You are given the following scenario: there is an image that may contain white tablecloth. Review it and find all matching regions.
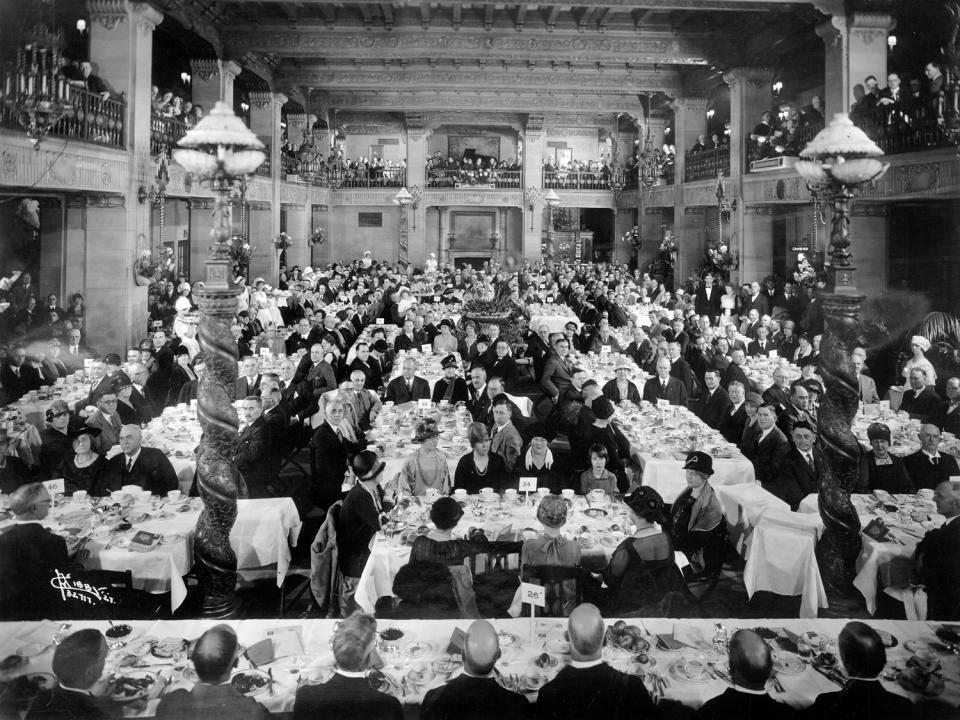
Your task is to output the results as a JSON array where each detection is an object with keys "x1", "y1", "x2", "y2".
[
  {"x1": 714, "y1": 483, "x2": 790, "y2": 554},
  {"x1": 0, "y1": 617, "x2": 956, "y2": 716},
  {"x1": 635, "y1": 454, "x2": 756, "y2": 504}
]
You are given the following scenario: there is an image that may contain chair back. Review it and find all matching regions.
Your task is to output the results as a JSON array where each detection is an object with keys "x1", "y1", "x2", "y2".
[
  {"x1": 521, "y1": 563, "x2": 584, "y2": 617},
  {"x1": 466, "y1": 540, "x2": 523, "y2": 575},
  {"x1": 310, "y1": 502, "x2": 343, "y2": 617}
]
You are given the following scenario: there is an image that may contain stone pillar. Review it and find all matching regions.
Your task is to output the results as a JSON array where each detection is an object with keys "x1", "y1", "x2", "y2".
[
  {"x1": 438, "y1": 207, "x2": 449, "y2": 266},
  {"x1": 817, "y1": 13, "x2": 896, "y2": 118},
  {"x1": 522, "y1": 115, "x2": 546, "y2": 261},
  {"x1": 286, "y1": 113, "x2": 308, "y2": 153},
  {"x1": 283, "y1": 203, "x2": 310, "y2": 270},
  {"x1": 249, "y1": 92, "x2": 287, "y2": 176},
  {"x1": 741, "y1": 206, "x2": 775, "y2": 283},
  {"x1": 849, "y1": 205, "x2": 888, "y2": 299},
  {"x1": 723, "y1": 67, "x2": 775, "y2": 180},
  {"x1": 189, "y1": 59, "x2": 241, "y2": 111},
  {"x1": 247, "y1": 203, "x2": 278, "y2": 283},
  {"x1": 644, "y1": 116, "x2": 667, "y2": 155},
  {"x1": 189, "y1": 198, "x2": 214, "y2": 280},
  {"x1": 86, "y1": 0, "x2": 160, "y2": 351},
  {"x1": 669, "y1": 97, "x2": 708, "y2": 185},
  {"x1": 405, "y1": 114, "x2": 428, "y2": 266},
  {"x1": 613, "y1": 208, "x2": 634, "y2": 266},
  {"x1": 64, "y1": 199, "x2": 87, "y2": 298}
]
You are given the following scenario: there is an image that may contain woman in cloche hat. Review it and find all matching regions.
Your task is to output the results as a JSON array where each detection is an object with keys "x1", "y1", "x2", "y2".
[{"x1": 669, "y1": 451, "x2": 725, "y2": 581}]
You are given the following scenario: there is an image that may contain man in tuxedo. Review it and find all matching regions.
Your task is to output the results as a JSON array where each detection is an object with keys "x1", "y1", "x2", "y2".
[
  {"x1": 747, "y1": 325, "x2": 775, "y2": 357},
  {"x1": 466, "y1": 365, "x2": 492, "y2": 422},
  {"x1": 384, "y1": 358, "x2": 430, "y2": 404},
  {"x1": 432, "y1": 354, "x2": 469, "y2": 404},
  {"x1": 108, "y1": 424, "x2": 178, "y2": 495},
  {"x1": 915, "y1": 480, "x2": 960, "y2": 620},
  {"x1": 541, "y1": 337, "x2": 576, "y2": 403},
  {"x1": 156, "y1": 624, "x2": 272, "y2": 720},
  {"x1": 718, "y1": 381, "x2": 748, "y2": 444},
  {"x1": 234, "y1": 356, "x2": 262, "y2": 398},
  {"x1": 904, "y1": 423, "x2": 960, "y2": 491},
  {"x1": 696, "y1": 370, "x2": 732, "y2": 430},
  {"x1": 721, "y1": 349, "x2": 751, "y2": 392},
  {"x1": 695, "y1": 629, "x2": 792, "y2": 720},
  {"x1": 694, "y1": 273, "x2": 722, "y2": 321},
  {"x1": 309, "y1": 398, "x2": 366, "y2": 511},
  {"x1": 899, "y1": 368, "x2": 941, "y2": 422},
  {"x1": 293, "y1": 613, "x2": 403, "y2": 720},
  {"x1": 745, "y1": 404, "x2": 791, "y2": 486},
  {"x1": 806, "y1": 621, "x2": 914, "y2": 720},
  {"x1": 768, "y1": 421, "x2": 822, "y2": 510},
  {"x1": 641, "y1": 357, "x2": 688, "y2": 406},
  {"x1": 1, "y1": 345, "x2": 42, "y2": 402},
  {"x1": 537, "y1": 603, "x2": 654, "y2": 720},
  {"x1": 422, "y1": 619, "x2": 531, "y2": 720},
  {"x1": 233, "y1": 396, "x2": 278, "y2": 498},
  {"x1": 937, "y1": 376, "x2": 960, "y2": 436}
]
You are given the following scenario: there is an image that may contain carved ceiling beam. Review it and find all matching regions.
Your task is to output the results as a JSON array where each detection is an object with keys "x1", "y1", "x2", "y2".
[
  {"x1": 223, "y1": 27, "x2": 716, "y2": 65},
  {"x1": 545, "y1": 6, "x2": 561, "y2": 31},
  {"x1": 419, "y1": 2, "x2": 430, "y2": 29},
  {"x1": 309, "y1": 89, "x2": 647, "y2": 114},
  {"x1": 515, "y1": 4, "x2": 528, "y2": 31}
]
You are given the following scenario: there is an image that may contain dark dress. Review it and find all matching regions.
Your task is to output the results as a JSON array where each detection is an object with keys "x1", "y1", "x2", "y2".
[
  {"x1": 60, "y1": 454, "x2": 115, "y2": 496},
  {"x1": 854, "y1": 452, "x2": 915, "y2": 494},
  {"x1": 454, "y1": 452, "x2": 509, "y2": 493},
  {"x1": 602, "y1": 530, "x2": 684, "y2": 616},
  {"x1": 39, "y1": 428, "x2": 74, "y2": 479},
  {"x1": 338, "y1": 483, "x2": 392, "y2": 577}
]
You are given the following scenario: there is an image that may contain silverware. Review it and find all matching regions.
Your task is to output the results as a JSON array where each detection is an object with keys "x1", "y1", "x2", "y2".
[
  {"x1": 267, "y1": 667, "x2": 275, "y2": 696},
  {"x1": 771, "y1": 673, "x2": 785, "y2": 693}
]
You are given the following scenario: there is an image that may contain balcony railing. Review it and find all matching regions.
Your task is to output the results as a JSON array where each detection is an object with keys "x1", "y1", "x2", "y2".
[
  {"x1": 663, "y1": 163, "x2": 675, "y2": 185},
  {"x1": 150, "y1": 114, "x2": 185, "y2": 156},
  {"x1": 427, "y1": 168, "x2": 522, "y2": 188},
  {"x1": 850, "y1": 106, "x2": 954, "y2": 155},
  {"x1": 543, "y1": 169, "x2": 618, "y2": 190},
  {"x1": 683, "y1": 146, "x2": 730, "y2": 183},
  {"x1": 1, "y1": 86, "x2": 125, "y2": 150},
  {"x1": 339, "y1": 166, "x2": 405, "y2": 188}
]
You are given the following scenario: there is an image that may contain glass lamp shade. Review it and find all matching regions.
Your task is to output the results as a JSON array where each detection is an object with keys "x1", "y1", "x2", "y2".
[
  {"x1": 172, "y1": 148, "x2": 218, "y2": 176},
  {"x1": 830, "y1": 157, "x2": 889, "y2": 185},
  {"x1": 393, "y1": 187, "x2": 414, "y2": 206},
  {"x1": 794, "y1": 160, "x2": 828, "y2": 186},
  {"x1": 800, "y1": 113, "x2": 884, "y2": 159},
  {"x1": 544, "y1": 189, "x2": 561, "y2": 206},
  {"x1": 173, "y1": 101, "x2": 266, "y2": 177}
]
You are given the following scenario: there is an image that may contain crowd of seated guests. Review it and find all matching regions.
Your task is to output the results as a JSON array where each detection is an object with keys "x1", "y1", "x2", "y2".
[
  {"x1": 0, "y1": 272, "x2": 85, "y2": 345},
  {"x1": 426, "y1": 153, "x2": 521, "y2": 187},
  {"x1": 150, "y1": 86, "x2": 203, "y2": 128}
]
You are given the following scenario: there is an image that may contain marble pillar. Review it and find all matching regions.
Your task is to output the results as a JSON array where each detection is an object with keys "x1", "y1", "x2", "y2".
[
  {"x1": 247, "y1": 204, "x2": 278, "y2": 283},
  {"x1": 522, "y1": 116, "x2": 546, "y2": 261},
  {"x1": 817, "y1": 13, "x2": 896, "y2": 119},
  {"x1": 670, "y1": 97, "x2": 709, "y2": 184},
  {"x1": 405, "y1": 115, "x2": 429, "y2": 266},
  {"x1": 283, "y1": 203, "x2": 310, "y2": 270},
  {"x1": 189, "y1": 59, "x2": 241, "y2": 112}
]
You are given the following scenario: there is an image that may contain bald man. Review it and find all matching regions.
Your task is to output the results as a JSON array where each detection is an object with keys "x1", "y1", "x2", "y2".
[
  {"x1": 694, "y1": 629, "x2": 793, "y2": 719},
  {"x1": 915, "y1": 480, "x2": 960, "y2": 620},
  {"x1": 536, "y1": 604, "x2": 654, "y2": 720},
  {"x1": 421, "y1": 619, "x2": 530, "y2": 720},
  {"x1": 803, "y1": 621, "x2": 912, "y2": 720},
  {"x1": 156, "y1": 624, "x2": 272, "y2": 719},
  {"x1": 107, "y1": 424, "x2": 179, "y2": 495}
]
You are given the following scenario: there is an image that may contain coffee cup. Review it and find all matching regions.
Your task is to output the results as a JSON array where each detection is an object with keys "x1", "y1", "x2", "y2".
[
  {"x1": 138, "y1": 490, "x2": 152, "y2": 504},
  {"x1": 453, "y1": 488, "x2": 467, "y2": 499},
  {"x1": 111, "y1": 490, "x2": 125, "y2": 503},
  {"x1": 72, "y1": 490, "x2": 88, "y2": 503},
  {"x1": 480, "y1": 487, "x2": 494, "y2": 496},
  {"x1": 683, "y1": 659, "x2": 705, "y2": 679},
  {"x1": 537, "y1": 487, "x2": 551, "y2": 497},
  {"x1": 504, "y1": 489, "x2": 517, "y2": 498},
  {"x1": 561, "y1": 489, "x2": 575, "y2": 499},
  {"x1": 167, "y1": 490, "x2": 182, "y2": 502}
]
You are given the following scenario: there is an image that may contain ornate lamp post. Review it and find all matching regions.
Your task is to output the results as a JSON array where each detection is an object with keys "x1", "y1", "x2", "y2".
[
  {"x1": 794, "y1": 113, "x2": 888, "y2": 602},
  {"x1": 393, "y1": 186, "x2": 414, "y2": 266},
  {"x1": 544, "y1": 189, "x2": 560, "y2": 260},
  {"x1": 172, "y1": 101, "x2": 265, "y2": 617}
]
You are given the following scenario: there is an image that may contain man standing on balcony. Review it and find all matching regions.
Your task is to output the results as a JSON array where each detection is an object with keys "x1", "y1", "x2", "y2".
[
  {"x1": 924, "y1": 61, "x2": 945, "y2": 123},
  {"x1": 77, "y1": 61, "x2": 112, "y2": 99}
]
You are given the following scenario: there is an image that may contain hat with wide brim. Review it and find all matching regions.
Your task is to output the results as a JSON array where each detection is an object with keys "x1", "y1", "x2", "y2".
[
  {"x1": 682, "y1": 450, "x2": 714, "y2": 476},
  {"x1": 441, "y1": 354, "x2": 459, "y2": 370},
  {"x1": 68, "y1": 425, "x2": 102, "y2": 440},
  {"x1": 439, "y1": 319, "x2": 456, "y2": 331},
  {"x1": 414, "y1": 420, "x2": 441, "y2": 443}
]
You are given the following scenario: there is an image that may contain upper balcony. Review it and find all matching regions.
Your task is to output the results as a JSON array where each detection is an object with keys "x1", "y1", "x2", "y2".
[
  {"x1": 684, "y1": 146, "x2": 730, "y2": 183},
  {"x1": 1, "y1": 86, "x2": 126, "y2": 151}
]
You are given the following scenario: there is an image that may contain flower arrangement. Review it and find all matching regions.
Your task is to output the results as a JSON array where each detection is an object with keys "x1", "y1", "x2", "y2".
[
  {"x1": 644, "y1": 225, "x2": 677, "y2": 284},
  {"x1": 621, "y1": 226, "x2": 641, "y2": 248},
  {"x1": 274, "y1": 232, "x2": 293, "y2": 252},
  {"x1": 792, "y1": 252, "x2": 826, "y2": 289},
  {"x1": 309, "y1": 228, "x2": 326, "y2": 247}
]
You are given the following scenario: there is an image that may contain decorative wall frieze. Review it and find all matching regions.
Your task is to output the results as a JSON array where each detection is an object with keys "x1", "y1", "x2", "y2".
[
  {"x1": 189, "y1": 58, "x2": 220, "y2": 82},
  {"x1": 553, "y1": 190, "x2": 616, "y2": 209},
  {"x1": 333, "y1": 189, "x2": 413, "y2": 206},
  {"x1": 248, "y1": 201, "x2": 272, "y2": 212},
  {"x1": 421, "y1": 190, "x2": 525, "y2": 208},
  {"x1": 86, "y1": 0, "x2": 127, "y2": 30},
  {"x1": 0, "y1": 137, "x2": 129, "y2": 194},
  {"x1": 722, "y1": 67, "x2": 776, "y2": 90}
]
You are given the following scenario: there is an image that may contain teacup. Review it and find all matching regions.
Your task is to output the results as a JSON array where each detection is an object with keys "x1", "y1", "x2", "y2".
[
  {"x1": 72, "y1": 490, "x2": 88, "y2": 503},
  {"x1": 480, "y1": 487, "x2": 494, "y2": 496},
  {"x1": 918, "y1": 488, "x2": 935, "y2": 499},
  {"x1": 504, "y1": 489, "x2": 518, "y2": 498},
  {"x1": 453, "y1": 488, "x2": 467, "y2": 499},
  {"x1": 110, "y1": 490, "x2": 125, "y2": 503},
  {"x1": 561, "y1": 489, "x2": 575, "y2": 499},
  {"x1": 138, "y1": 491, "x2": 152, "y2": 504},
  {"x1": 537, "y1": 487, "x2": 551, "y2": 497},
  {"x1": 683, "y1": 658, "x2": 706, "y2": 679},
  {"x1": 167, "y1": 490, "x2": 182, "y2": 502}
]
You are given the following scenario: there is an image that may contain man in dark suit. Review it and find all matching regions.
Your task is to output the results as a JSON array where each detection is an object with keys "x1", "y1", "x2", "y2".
[
  {"x1": 743, "y1": 281, "x2": 771, "y2": 316},
  {"x1": 541, "y1": 337, "x2": 575, "y2": 403},
  {"x1": 0, "y1": 429, "x2": 33, "y2": 494},
  {"x1": 349, "y1": 342, "x2": 383, "y2": 390},
  {"x1": 642, "y1": 357, "x2": 688, "y2": 406},
  {"x1": 108, "y1": 424, "x2": 179, "y2": 495},
  {"x1": 768, "y1": 421, "x2": 822, "y2": 510},
  {"x1": 695, "y1": 629, "x2": 794, "y2": 720},
  {"x1": 234, "y1": 356, "x2": 262, "y2": 398},
  {"x1": 696, "y1": 370, "x2": 732, "y2": 430},
  {"x1": 903, "y1": 424, "x2": 960, "y2": 491},
  {"x1": 777, "y1": 381, "x2": 816, "y2": 441},
  {"x1": 489, "y1": 340, "x2": 519, "y2": 391},
  {"x1": 937, "y1": 376, "x2": 960, "y2": 436},
  {"x1": 233, "y1": 396, "x2": 279, "y2": 498},
  {"x1": 694, "y1": 273, "x2": 722, "y2": 321},
  {"x1": 1, "y1": 345, "x2": 43, "y2": 402},
  {"x1": 157, "y1": 625, "x2": 271, "y2": 720},
  {"x1": 721, "y1": 349, "x2": 751, "y2": 392},
  {"x1": 762, "y1": 367, "x2": 792, "y2": 414},
  {"x1": 293, "y1": 613, "x2": 403, "y2": 720},
  {"x1": 466, "y1": 365, "x2": 492, "y2": 422},
  {"x1": 899, "y1": 367, "x2": 942, "y2": 422},
  {"x1": 667, "y1": 341, "x2": 697, "y2": 399},
  {"x1": 0, "y1": 483, "x2": 78, "y2": 619},
  {"x1": 384, "y1": 357, "x2": 430, "y2": 404},
  {"x1": 915, "y1": 480, "x2": 960, "y2": 620},
  {"x1": 805, "y1": 621, "x2": 914, "y2": 720},
  {"x1": 286, "y1": 317, "x2": 320, "y2": 355},
  {"x1": 718, "y1": 381, "x2": 749, "y2": 444},
  {"x1": 431, "y1": 354, "x2": 469, "y2": 404},
  {"x1": 745, "y1": 404, "x2": 791, "y2": 486},
  {"x1": 422, "y1": 619, "x2": 531, "y2": 720},
  {"x1": 537, "y1": 603, "x2": 654, "y2": 720},
  {"x1": 747, "y1": 325, "x2": 775, "y2": 357},
  {"x1": 393, "y1": 319, "x2": 421, "y2": 353},
  {"x1": 309, "y1": 399, "x2": 365, "y2": 510},
  {"x1": 33, "y1": 629, "x2": 121, "y2": 719}
]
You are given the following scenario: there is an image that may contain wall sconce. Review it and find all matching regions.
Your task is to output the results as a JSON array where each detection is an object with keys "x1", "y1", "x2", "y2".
[
  {"x1": 76, "y1": 19, "x2": 87, "y2": 32},
  {"x1": 887, "y1": 35, "x2": 897, "y2": 50}
]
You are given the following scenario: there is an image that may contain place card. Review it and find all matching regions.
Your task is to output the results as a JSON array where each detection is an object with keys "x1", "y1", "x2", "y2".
[
  {"x1": 518, "y1": 476, "x2": 537, "y2": 492},
  {"x1": 417, "y1": 399, "x2": 433, "y2": 411},
  {"x1": 43, "y1": 478, "x2": 65, "y2": 495},
  {"x1": 421, "y1": 344, "x2": 433, "y2": 354},
  {"x1": 546, "y1": 295, "x2": 555, "y2": 303},
  {"x1": 768, "y1": 351, "x2": 778, "y2": 359},
  {"x1": 376, "y1": 318, "x2": 385, "y2": 325},
  {"x1": 601, "y1": 345, "x2": 611, "y2": 355},
  {"x1": 520, "y1": 582, "x2": 546, "y2": 608},
  {"x1": 657, "y1": 399, "x2": 670, "y2": 409}
]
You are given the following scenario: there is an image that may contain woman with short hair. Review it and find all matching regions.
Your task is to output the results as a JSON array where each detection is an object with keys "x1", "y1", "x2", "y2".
[{"x1": 453, "y1": 422, "x2": 508, "y2": 494}]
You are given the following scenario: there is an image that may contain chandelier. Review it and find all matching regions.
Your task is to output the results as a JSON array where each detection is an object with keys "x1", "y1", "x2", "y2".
[
  {"x1": 295, "y1": 130, "x2": 323, "y2": 183},
  {"x1": 0, "y1": 4, "x2": 72, "y2": 149}
]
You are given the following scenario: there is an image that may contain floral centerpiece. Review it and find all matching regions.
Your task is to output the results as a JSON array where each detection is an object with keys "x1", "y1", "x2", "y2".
[
  {"x1": 274, "y1": 232, "x2": 293, "y2": 253},
  {"x1": 309, "y1": 228, "x2": 326, "y2": 247},
  {"x1": 690, "y1": 243, "x2": 739, "y2": 288},
  {"x1": 793, "y1": 251, "x2": 827, "y2": 289},
  {"x1": 463, "y1": 289, "x2": 523, "y2": 345},
  {"x1": 644, "y1": 225, "x2": 676, "y2": 285},
  {"x1": 230, "y1": 235, "x2": 255, "y2": 280},
  {"x1": 621, "y1": 226, "x2": 641, "y2": 249}
]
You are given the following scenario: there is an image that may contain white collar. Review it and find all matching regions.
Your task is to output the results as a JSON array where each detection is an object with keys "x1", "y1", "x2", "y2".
[
  {"x1": 569, "y1": 658, "x2": 604, "y2": 669},
  {"x1": 731, "y1": 684, "x2": 769, "y2": 695},
  {"x1": 846, "y1": 675, "x2": 881, "y2": 682},
  {"x1": 58, "y1": 682, "x2": 92, "y2": 695},
  {"x1": 335, "y1": 669, "x2": 368, "y2": 678},
  {"x1": 14, "y1": 518, "x2": 44, "y2": 525},
  {"x1": 124, "y1": 448, "x2": 142, "y2": 465},
  {"x1": 463, "y1": 669, "x2": 495, "y2": 679},
  {"x1": 922, "y1": 449, "x2": 941, "y2": 460},
  {"x1": 632, "y1": 523, "x2": 662, "y2": 539}
]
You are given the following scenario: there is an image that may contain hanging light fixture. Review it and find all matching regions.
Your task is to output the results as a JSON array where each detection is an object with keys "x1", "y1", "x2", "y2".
[{"x1": 0, "y1": 0, "x2": 73, "y2": 149}]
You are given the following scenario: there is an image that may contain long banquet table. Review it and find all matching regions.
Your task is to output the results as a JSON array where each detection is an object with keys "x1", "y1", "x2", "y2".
[
  {"x1": 1, "y1": 617, "x2": 956, "y2": 718},
  {"x1": 0, "y1": 496, "x2": 302, "y2": 611}
]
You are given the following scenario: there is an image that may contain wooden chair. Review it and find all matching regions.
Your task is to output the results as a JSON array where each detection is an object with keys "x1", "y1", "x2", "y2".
[
  {"x1": 684, "y1": 520, "x2": 729, "y2": 604},
  {"x1": 521, "y1": 564, "x2": 585, "y2": 617}
]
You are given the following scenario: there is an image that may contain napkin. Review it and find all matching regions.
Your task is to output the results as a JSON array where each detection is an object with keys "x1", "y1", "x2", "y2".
[
  {"x1": 266, "y1": 627, "x2": 304, "y2": 659},
  {"x1": 245, "y1": 638, "x2": 275, "y2": 667},
  {"x1": 656, "y1": 634, "x2": 687, "y2": 651},
  {"x1": 672, "y1": 624, "x2": 705, "y2": 648}
]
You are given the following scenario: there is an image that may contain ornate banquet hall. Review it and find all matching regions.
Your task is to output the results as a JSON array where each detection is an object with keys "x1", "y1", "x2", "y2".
[{"x1": 1, "y1": 0, "x2": 960, "y2": 718}]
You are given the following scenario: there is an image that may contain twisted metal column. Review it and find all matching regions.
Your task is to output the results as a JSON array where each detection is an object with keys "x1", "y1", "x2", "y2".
[
  {"x1": 192, "y1": 180, "x2": 242, "y2": 617},
  {"x1": 815, "y1": 293, "x2": 864, "y2": 599}
]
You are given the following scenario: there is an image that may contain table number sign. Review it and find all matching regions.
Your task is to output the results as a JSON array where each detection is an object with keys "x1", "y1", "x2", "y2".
[
  {"x1": 376, "y1": 318, "x2": 385, "y2": 325},
  {"x1": 417, "y1": 399, "x2": 433, "y2": 411},
  {"x1": 657, "y1": 398, "x2": 671, "y2": 409},
  {"x1": 43, "y1": 478, "x2": 65, "y2": 495},
  {"x1": 518, "y1": 476, "x2": 537, "y2": 492},
  {"x1": 421, "y1": 344, "x2": 433, "y2": 354}
]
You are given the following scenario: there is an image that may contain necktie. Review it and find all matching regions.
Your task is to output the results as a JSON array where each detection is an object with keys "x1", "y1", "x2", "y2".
[
  {"x1": 806, "y1": 453, "x2": 814, "y2": 468},
  {"x1": 12, "y1": 367, "x2": 19, "y2": 377},
  {"x1": 70, "y1": 347, "x2": 78, "y2": 355},
  {"x1": 932, "y1": 456, "x2": 939, "y2": 466},
  {"x1": 126, "y1": 457, "x2": 133, "y2": 472},
  {"x1": 336, "y1": 428, "x2": 342, "y2": 442}
]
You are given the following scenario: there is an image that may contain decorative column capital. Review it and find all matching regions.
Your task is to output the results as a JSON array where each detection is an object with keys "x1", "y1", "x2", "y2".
[
  {"x1": 190, "y1": 58, "x2": 220, "y2": 81},
  {"x1": 86, "y1": 0, "x2": 126, "y2": 30},
  {"x1": 525, "y1": 114, "x2": 546, "y2": 136},
  {"x1": 221, "y1": 61, "x2": 243, "y2": 82},
  {"x1": 669, "y1": 96, "x2": 710, "y2": 112},
  {"x1": 848, "y1": 12, "x2": 897, "y2": 45},
  {"x1": 249, "y1": 91, "x2": 287, "y2": 109},
  {"x1": 721, "y1": 67, "x2": 776, "y2": 91}
]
